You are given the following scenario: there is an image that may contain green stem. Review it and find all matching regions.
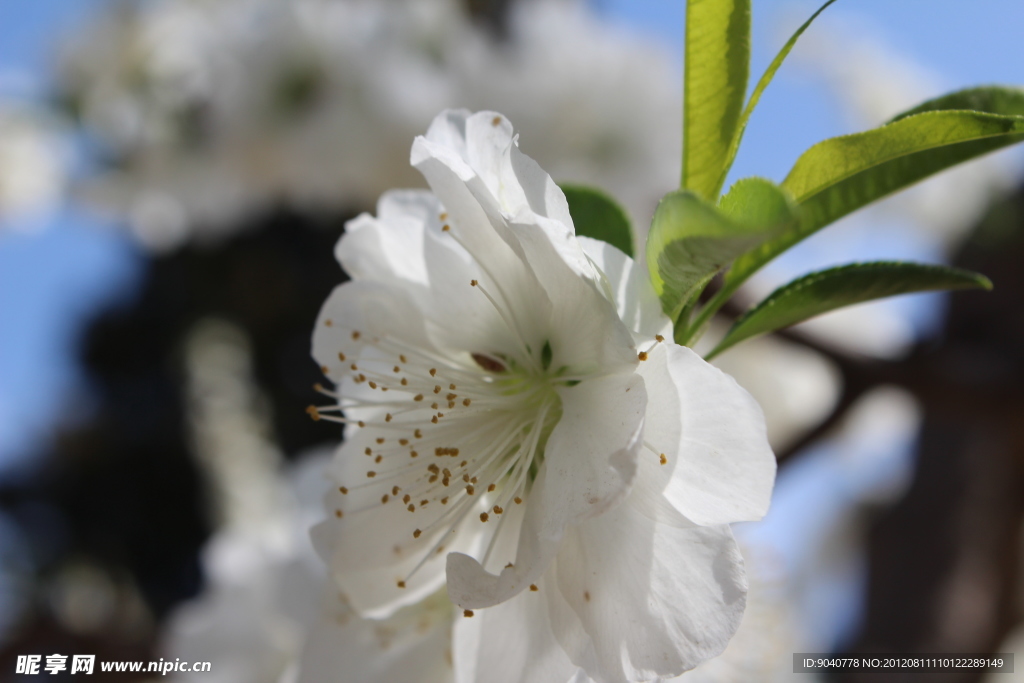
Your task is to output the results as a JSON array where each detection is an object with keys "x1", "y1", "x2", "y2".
[{"x1": 679, "y1": 279, "x2": 738, "y2": 347}]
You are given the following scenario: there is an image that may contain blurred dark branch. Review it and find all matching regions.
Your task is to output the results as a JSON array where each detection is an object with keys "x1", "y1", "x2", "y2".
[{"x1": 463, "y1": 0, "x2": 516, "y2": 39}]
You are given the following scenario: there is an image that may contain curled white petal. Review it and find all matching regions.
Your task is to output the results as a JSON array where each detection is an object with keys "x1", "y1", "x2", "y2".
[{"x1": 640, "y1": 344, "x2": 776, "y2": 526}]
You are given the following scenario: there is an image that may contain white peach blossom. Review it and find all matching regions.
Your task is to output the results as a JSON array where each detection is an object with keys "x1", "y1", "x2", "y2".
[{"x1": 310, "y1": 109, "x2": 775, "y2": 682}]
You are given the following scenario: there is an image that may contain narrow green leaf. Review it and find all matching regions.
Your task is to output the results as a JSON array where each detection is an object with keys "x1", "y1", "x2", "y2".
[
  {"x1": 712, "y1": 0, "x2": 838, "y2": 198},
  {"x1": 889, "y1": 85, "x2": 1024, "y2": 122},
  {"x1": 726, "y1": 89, "x2": 1024, "y2": 291},
  {"x1": 683, "y1": 0, "x2": 751, "y2": 199},
  {"x1": 560, "y1": 183, "x2": 634, "y2": 257},
  {"x1": 708, "y1": 261, "x2": 993, "y2": 358},
  {"x1": 648, "y1": 180, "x2": 793, "y2": 322}
]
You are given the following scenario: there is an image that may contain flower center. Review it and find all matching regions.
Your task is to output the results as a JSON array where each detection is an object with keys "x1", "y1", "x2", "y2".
[{"x1": 311, "y1": 323, "x2": 582, "y2": 579}]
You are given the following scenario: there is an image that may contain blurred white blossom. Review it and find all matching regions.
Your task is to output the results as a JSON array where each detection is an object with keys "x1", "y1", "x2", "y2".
[
  {"x1": 58, "y1": 0, "x2": 679, "y2": 251},
  {"x1": 0, "y1": 103, "x2": 66, "y2": 229}
]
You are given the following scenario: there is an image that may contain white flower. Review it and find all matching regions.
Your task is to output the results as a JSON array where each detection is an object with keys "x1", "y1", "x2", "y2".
[
  {"x1": 0, "y1": 103, "x2": 65, "y2": 228},
  {"x1": 310, "y1": 109, "x2": 775, "y2": 682}
]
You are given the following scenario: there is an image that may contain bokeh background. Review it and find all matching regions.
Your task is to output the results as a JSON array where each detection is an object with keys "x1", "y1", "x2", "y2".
[{"x1": 2, "y1": 0, "x2": 1024, "y2": 681}]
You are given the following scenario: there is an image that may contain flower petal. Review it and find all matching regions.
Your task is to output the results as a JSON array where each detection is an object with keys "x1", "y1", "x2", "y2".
[
  {"x1": 549, "y1": 488, "x2": 747, "y2": 682},
  {"x1": 313, "y1": 430, "x2": 486, "y2": 619},
  {"x1": 335, "y1": 190, "x2": 437, "y2": 287},
  {"x1": 312, "y1": 280, "x2": 434, "y2": 388},
  {"x1": 639, "y1": 343, "x2": 775, "y2": 525},
  {"x1": 298, "y1": 589, "x2": 454, "y2": 683},
  {"x1": 577, "y1": 236, "x2": 671, "y2": 342},
  {"x1": 446, "y1": 371, "x2": 646, "y2": 609},
  {"x1": 453, "y1": 575, "x2": 580, "y2": 683},
  {"x1": 413, "y1": 110, "x2": 637, "y2": 374},
  {"x1": 506, "y1": 215, "x2": 638, "y2": 373}
]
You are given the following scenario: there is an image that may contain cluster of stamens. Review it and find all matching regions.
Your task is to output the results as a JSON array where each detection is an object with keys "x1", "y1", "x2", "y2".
[{"x1": 310, "y1": 211, "x2": 670, "y2": 594}]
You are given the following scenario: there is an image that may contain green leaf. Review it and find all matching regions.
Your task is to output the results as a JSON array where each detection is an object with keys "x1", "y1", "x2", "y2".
[
  {"x1": 889, "y1": 85, "x2": 1024, "y2": 122},
  {"x1": 560, "y1": 183, "x2": 634, "y2": 257},
  {"x1": 726, "y1": 87, "x2": 1024, "y2": 292},
  {"x1": 711, "y1": 0, "x2": 838, "y2": 198},
  {"x1": 718, "y1": 176, "x2": 798, "y2": 229},
  {"x1": 707, "y1": 261, "x2": 993, "y2": 358},
  {"x1": 682, "y1": 0, "x2": 751, "y2": 200},
  {"x1": 647, "y1": 180, "x2": 793, "y2": 322}
]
